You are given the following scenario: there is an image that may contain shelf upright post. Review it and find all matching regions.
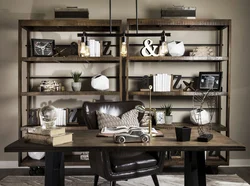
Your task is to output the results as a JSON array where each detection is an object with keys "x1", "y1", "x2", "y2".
[
  {"x1": 18, "y1": 21, "x2": 23, "y2": 167},
  {"x1": 125, "y1": 21, "x2": 130, "y2": 100},
  {"x1": 225, "y1": 20, "x2": 232, "y2": 164}
]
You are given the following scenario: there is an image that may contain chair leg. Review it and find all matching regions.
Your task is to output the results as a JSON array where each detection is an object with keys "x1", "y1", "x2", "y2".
[
  {"x1": 151, "y1": 174, "x2": 159, "y2": 186},
  {"x1": 94, "y1": 175, "x2": 99, "y2": 186},
  {"x1": 110, "y1": 181, "x2": 116, "y2": 186}
]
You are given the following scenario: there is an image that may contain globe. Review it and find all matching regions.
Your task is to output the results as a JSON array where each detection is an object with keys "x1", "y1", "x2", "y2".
[{"x1": 39, "y1": 105, "x2": 57, "y2": 129}]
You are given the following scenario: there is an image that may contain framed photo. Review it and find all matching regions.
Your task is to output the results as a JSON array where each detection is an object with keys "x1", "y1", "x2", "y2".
[
  {"x1": 198, "y1": 72, "x2": 222, "y2": 91},
  {"x1": 31, "y1": 39, "x2": 55, "y2": 57},
  {"x1": 155, "y1": 110, "x2": 165, "y2": 124}
]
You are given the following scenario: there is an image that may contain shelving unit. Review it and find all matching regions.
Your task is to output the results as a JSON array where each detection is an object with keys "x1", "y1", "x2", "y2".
[
  {"x1": 17, "y1": 18, "x2": 231, "y2": 170},
  {"x1": 18, "y1": 19, "x2": 122, "y2": 167},
  {"x1": 125, "y1": 18, "x2": 231, "y2": 168}
]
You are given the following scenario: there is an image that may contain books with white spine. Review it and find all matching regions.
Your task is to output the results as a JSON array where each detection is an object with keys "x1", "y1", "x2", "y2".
[
  {"x1": 89, "y1": 39, "x2": 95, "y2": 57},
  {"x1": 55, "y1": 108, "x2": 66, "y2": 126},
  {"x1": 95, "y1": 41, "x2": 100, "y2": 57}
]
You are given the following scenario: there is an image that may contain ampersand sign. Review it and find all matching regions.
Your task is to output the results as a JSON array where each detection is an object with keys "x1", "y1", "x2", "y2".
[{"x1": 140, "y1": 39, "x2": 159, "y2": 57}]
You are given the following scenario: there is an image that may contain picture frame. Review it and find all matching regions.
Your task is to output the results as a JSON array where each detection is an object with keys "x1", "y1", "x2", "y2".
[
  {"x1": 198, "y1": 72, "x2": 222, "y2": 91},
  {"x1": 155, "y1": 110, "x2": 165, "y2": 124},
  {"x1": 31, "y1": 39, "x2": 55, "y2": 57}
]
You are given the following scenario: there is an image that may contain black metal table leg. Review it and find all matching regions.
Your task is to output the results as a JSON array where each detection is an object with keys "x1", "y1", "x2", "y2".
[
  {"x1": 45, "y1": 152, "x2": 64, "y2": 186},
  {"x1": 184, "y1": 151, "x2": 206, "y2": 186}
]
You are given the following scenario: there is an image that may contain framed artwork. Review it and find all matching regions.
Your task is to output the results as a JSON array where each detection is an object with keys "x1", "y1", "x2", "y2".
[
  {"x1": 155, "y1": 110, "x2": 165, "y2": 124},
  {"x1": 31, "y1": 39, "x2": 55, "y2": 57},
  {"x1": 198, "y1": 72, "x2": 222, "y2": 91}
]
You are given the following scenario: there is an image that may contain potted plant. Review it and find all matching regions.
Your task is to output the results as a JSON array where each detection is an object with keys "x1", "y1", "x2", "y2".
[
  {"x1": 71, "y1": 71, "x2": 82, "y2": 91},
  {"x1": 161, "y1": 104, "x2": 173, "y2": 124}
]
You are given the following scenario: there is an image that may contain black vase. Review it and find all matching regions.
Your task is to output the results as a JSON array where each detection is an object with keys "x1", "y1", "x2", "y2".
[{"x1": 175, "y1": 127, "x2": 191, "y2": 142}]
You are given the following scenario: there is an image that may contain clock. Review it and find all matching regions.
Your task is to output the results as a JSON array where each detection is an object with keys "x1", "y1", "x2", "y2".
[{"x1": 31, "y1": 39, "x2": 55, "y2": 57}]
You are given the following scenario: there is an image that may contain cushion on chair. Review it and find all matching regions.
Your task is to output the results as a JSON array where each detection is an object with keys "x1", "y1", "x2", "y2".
[
  {"x1": 96, "y1": 109, "x2": 140, "y2": 129},
  {"x1": 110, "y1": 152, "x2": 158, "y2": 173}
]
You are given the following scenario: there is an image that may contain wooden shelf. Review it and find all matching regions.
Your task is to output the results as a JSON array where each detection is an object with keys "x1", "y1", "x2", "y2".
[
  {"x1": 164, "y1": 156, "x2": 228, "y2": 167},
  {"x1": 129, "y1": 91, "x2": 228, "y2": 96},
  {"x1": 155, "y1": 123, "x2": 227, "y2": 132},
  {"x1": 20, "y1": 155, "x2": 90, "y2": 167},
  {"x1": 127, "y1": 19, "x2": 231, "y2": 31},
  {"x1": 20, "y1": 19, "x2": 122, "y2": 32},
  {"x1": 21, "y1": 91, "x2": 120, "y2": 96},
  {"x1": 128, "y1": 56, "x2": 228, "y2": 62},
  {"x1": 22, "y1": 57, "x2": 120, "y2": 63}
]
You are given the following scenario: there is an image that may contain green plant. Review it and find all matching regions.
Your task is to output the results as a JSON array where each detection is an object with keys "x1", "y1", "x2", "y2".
[
  {"x1": 161, "y1": 104, "x2": 172, "y2": 116},
  {"x1": 71, "y1": 71, "x2": 82, "y2": 82}
]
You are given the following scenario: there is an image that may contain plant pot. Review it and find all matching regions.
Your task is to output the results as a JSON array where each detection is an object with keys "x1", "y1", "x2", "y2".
[
  {"x1": 175, "y1": 127, "x2": 191, "y2": 142},
  {"x1": 165, "y1": 115, "x2": 173, "y2": 124},
  {"x1": 72, "y1": 82, "x2": 82, "y2": 91}
]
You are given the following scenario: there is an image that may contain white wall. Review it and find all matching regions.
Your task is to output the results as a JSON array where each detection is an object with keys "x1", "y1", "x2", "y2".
[{"x1": 0, "y1": 0, "x2": 250, "y2": 166}]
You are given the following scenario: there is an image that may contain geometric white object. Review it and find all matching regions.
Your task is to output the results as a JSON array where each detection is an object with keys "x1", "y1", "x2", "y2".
[
  {"x1": 28, "y1": 152, "x2": 45, "y2": 160},
  {"x1": 167, "y1": 41, "x2": 185, "y2": 56},
  {"x1": 91, "y1": 74, "x2": 109, "y2": 90},
  {"x1": 190, "y1": 109, "x2": 210, "y2": 125}
]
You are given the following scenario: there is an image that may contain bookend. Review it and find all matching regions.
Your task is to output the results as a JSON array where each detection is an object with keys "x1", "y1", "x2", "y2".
[{"x1": 197, "y1": 134, "x2": 213, "y2": 142}]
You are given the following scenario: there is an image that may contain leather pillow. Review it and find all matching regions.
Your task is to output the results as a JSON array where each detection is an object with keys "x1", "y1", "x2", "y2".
[{"x1": 96, "y1": 109, "x2": 140, "y2": 129}]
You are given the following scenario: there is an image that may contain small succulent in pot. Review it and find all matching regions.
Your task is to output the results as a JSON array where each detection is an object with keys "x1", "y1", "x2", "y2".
[
  {"x1": 71, "y1": 71, "x2": 82, "y2": 82},
  {"x1": 71, "y1": 71, "x2": 82, "y2": 91},
  {"x1": 161, "y1": 104, "x2": 172, "y2": 116},
  {"x1": 161, "y1": 104, "x2": 173, "y2": 124}
]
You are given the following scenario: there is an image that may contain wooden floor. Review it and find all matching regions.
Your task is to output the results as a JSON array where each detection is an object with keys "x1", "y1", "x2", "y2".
[{"x1": 0, "y1": 167, "x2": 249, "y2": 184}]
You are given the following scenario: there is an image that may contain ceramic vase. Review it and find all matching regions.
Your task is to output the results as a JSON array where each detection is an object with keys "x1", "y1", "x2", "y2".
[
  {"x1": 168, "y1": 41, "x2": 185, "y2": 56},
  {"x1": 165, "y1": 115, "x2": 173, "y2": 124},
  {"x1": 72, "y1": 82, "x2": 82, "y2": 91}
]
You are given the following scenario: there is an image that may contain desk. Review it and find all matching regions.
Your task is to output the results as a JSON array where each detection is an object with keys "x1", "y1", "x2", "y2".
[{"x1": 5, "y1": 129, "x2": 245, "y2": 186}]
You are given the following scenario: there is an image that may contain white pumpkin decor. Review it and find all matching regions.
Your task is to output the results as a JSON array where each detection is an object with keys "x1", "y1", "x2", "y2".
[
  {"x1": 167, "y1": 41, "x2": 185, "y2": 56},
  {"x1": 28, "y1": 152, "x2": 45, "y2": 160},
  {"x1": 190, "y1": 109, "x2": 210, "y2": 125},
  {"x1": 91, "y1": 74, "x2": 109, "y2": 90}
]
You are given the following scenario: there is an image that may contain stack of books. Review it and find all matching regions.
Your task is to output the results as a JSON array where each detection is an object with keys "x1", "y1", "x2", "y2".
[
  {"x1": 153, "y1": 73, "x2": 172, "y2": 92},
  {"x1": 24, "y1": 126, "x2": 73, "y2": 146}
]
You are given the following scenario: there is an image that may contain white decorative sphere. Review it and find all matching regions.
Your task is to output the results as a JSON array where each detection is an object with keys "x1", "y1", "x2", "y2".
[
  {"x1": 190, "y1": 109, "x2": 210, "y2": 125},
  {"x1": 91, "y1": 74, "x2": 109, "y2": 90},
  {"x1": 167, "y1": 41, "x2": 185, "y2": 56},
  {"x1": 39, "y1": 105, "x2": 57, "y2": 129},
  {"x1": 28, "y1": 152, "x2": 45, "y2": 160}
]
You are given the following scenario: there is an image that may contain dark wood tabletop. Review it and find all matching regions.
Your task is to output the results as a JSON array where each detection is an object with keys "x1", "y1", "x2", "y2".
[{"x1": 5, "y1": 129, "x2": 245, "y2": 153}]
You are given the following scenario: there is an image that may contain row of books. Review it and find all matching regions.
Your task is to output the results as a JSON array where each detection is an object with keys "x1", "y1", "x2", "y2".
[
  {"x1": 153, "y1": 73, "x2": 172, "y2": 92},
  {"x1": 54, "y1": 108, "x2": 67, "y2": 126},
  {"x1": 24, "y1": 126, "x2": 73, "y2": 146},
  {"x1": 88, "y1": 39, "x2": 101, "y2": 57}
]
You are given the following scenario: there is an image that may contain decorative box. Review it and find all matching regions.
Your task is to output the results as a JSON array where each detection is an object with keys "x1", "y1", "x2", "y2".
[
  {"x1": 161, "y1": 6, "x2": 196, "y2": 19},
  {"x1": 55, "y1": 7, "x2": 89, "y2": 19}
]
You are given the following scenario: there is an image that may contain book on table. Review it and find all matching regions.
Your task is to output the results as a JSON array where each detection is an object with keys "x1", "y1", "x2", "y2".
[
  {"x1": 25, "y1": 126, "x2": 66, "y2": 137},
  {"x1": 98, "y1": 126, "x2": 163, "y2": 137},
  {"x1": 24, "y1": 132, "x2": 73, "y2": 146},
  {"x1": 101, "y1": 126, "x2": 158, "y2": 134}
]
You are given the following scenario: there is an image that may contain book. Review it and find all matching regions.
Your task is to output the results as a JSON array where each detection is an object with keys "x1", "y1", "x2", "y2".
[
  {"x1": 24, "y1": 132, "x2": 73, "y2": 146},
  {"x1": 98, "y1": 126, "x2": 163, "y2": 137},
  {"x1": 26, "y1": 126, "x2": 66, "y2": 137},
  {"x1": 101, "y1": 126, "x2": 158, "y2": 134}
]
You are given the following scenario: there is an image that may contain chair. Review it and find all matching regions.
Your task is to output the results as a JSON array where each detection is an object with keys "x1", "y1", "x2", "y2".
[{"x1": 82, "y1": 100, "x2": 166, "y2": 186}]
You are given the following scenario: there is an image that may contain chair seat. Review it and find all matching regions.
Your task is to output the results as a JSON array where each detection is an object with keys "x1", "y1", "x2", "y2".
[{"x1": 111, "y1": 152, "x2": 158, "y2": 173}]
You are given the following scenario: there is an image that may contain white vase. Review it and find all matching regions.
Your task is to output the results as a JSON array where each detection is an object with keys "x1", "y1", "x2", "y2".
[
  {"x1": 167, "y1": 41, "x2": 185, "y2": 56},
  {"x1": 72, "y1": 82, "x2": 82, "y2": 91},
  {"x1": 165, "y1": 115, "x2": 173, "y2": 124}
]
